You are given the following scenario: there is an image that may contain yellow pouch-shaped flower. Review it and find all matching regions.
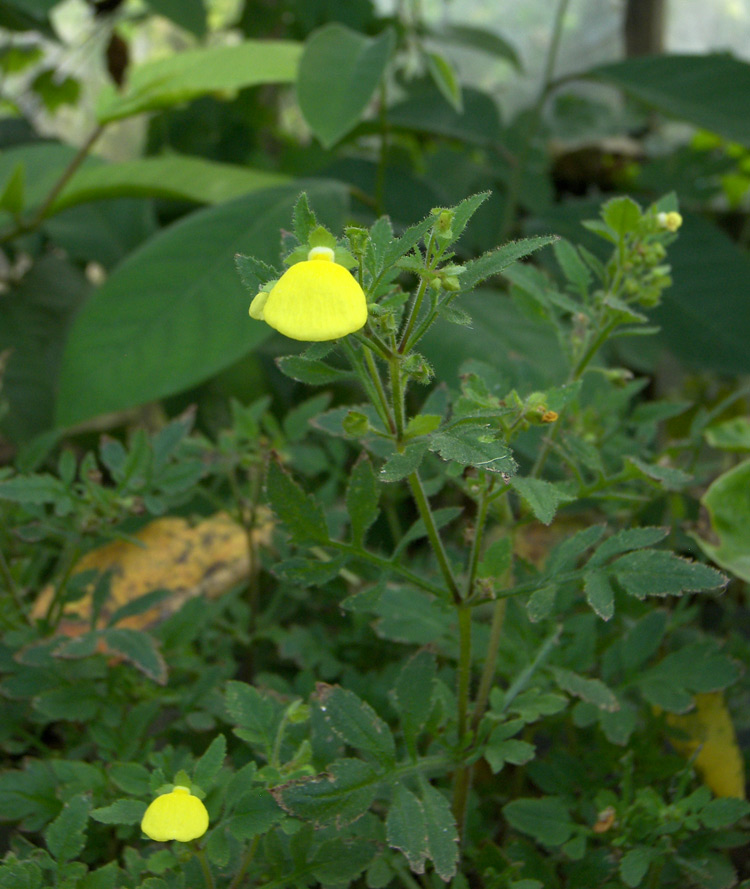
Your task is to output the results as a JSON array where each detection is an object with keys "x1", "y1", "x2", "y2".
[
  {"x1": 250, "y1": 247, "x2": 367, "y2": 341},
  {"x1": 141, "y1": 785, "x2": 209, "y2": 842}
]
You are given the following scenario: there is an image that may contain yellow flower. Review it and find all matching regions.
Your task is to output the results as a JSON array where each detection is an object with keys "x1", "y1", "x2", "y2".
[
  {"x1": 141, "y1": 785, "x2": 209, "y2": 842},
  {"x1": 249, "y1": 246, "x2": 367, "y2": 341},
  {"x1": 657, "y1": 211, "x2": 682, "y2": 232}
]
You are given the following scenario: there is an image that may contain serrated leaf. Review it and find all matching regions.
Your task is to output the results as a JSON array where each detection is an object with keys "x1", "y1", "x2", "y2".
[
  {"x1": 460, "y1": 236, "x2": 558, "y2": 291},
  {"x1": 584, "y1": 570, "x2": 615, "y2": 620},
  {"x1": 293, "y1": 192, "x2": 317, "y2": 243},
  {"x1": 503, "y1": 796, "x2": 574, "y2": 847},
  {"x1": 700, "y1": 797, "x2": 750, "y2": 828},
  {"x1": 316, "y1": 685, "x2": 396, "y2": 766},
  {"x1": 378, "y1": 440, "x2": 429, "y2": 482},
  {"x1": 511, "y1": 477, "x2": 573, "y2": 525},
  {"x1": 224, "y1": 682, "x2": 279, "y2": 752},
  {"x1": 553, "y1": 668, "x2": 619, "y2": 712},
  {"x1": 484, "y1": 737, "x2": 536, "y2": 773},
  {"x1": 0, "y1": 860, "x2": 43, "y2": 889},
  {"x1": 612, "y1": 549, "x2": 727, "y2": 598},
  {"x1": 346, "y1": 454, "x2": 379, "y2": 545},
  {"x1": 109, "y1": 763, "x2": 151, "y2": 796},
  {"x1": 587, "y1": 527, "x2": 669, "y2": 567},
  {"x1": 382, "y1": 215, "x2": 435, "y2": 269},
  {"x1": 272, "y1": 758, "x2": 378, "y2": 827},
  {"x1": 266, "y1": 459, "x2": 329, "y2": 544},
  {"x1": 91, "y1": 798, "x2": 147, "y2": 825},
  {"x1": 227, "y1": 789, "x2": 283, "y2": 840},
  {"x1": 392, "y1": 649, "x2": 437, "y2": 743},
  {"x1": 276, "y1": 355, "x2": 354, "y2": 385},
  {"x1": 620, "y1": 847, "x2": 658, "y2": 888},
  {"x1": 103, "y1": 628, "x2": 167, "y2": 684},
  {"x1": 420, "y1": 783, "x2": 459, "y2": 881},
  {"x1": 429, "y1": 425, "x2": 516, "y2": 474},
  {"x1": 235, "y1": 253, "x2": 279, "y2": 291},
  {"x1": 386, "y1": 784, "x2": 428, "y2": 873},
  {"x1": 405, "y1": 414, "x2": 443, "y2": 438},
  {"x1": 193, "y1": 735, "x2": 226, "y2": 789},
  {"x1": 311, "y1": 837, "x2": 375, "y2": 885},
  {"x1": 526, "y1": 584, "x2": 556, "y2": 623},
  {"x1": 274, "y1": 554, "x2": 346, "y2": 587},
  {"x1": 45, "y1": 794, "x2": 90, "y2": 862}
]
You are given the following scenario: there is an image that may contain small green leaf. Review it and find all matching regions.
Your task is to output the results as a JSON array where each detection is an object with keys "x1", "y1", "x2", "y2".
[
  {"x1": 511, "y1": 477, "x2": 573, "y2": 525},
  {"x1": 526, "y1": 584, "x2": 556, "y2": 622},
  {"x1": 386, "y1": 784, "x2": 428, "y2": 873},
  {"x1": 552, "y1": 668, "x2": 619, "y2": 712},
  {"x1": 700, "y1": 797, "x2": 750, "y2": 829},
  {"x1": 276, "y1": 355, "x2": 354, "y2": 385},
  {"x1": 696, "y1": 458, "x2": 750, "y2": 582},
  {"x1": 316, "y1": 685, "x2": 396, "y2": 766},
  {"x1": 102, "y1": 628, "x2": 167, "y2": 684},
  {"x1": 503, "y1": 796, "x2": 574, "y2": 847},
  {"x1": 227, "y1": 789, "x2": 283, "y2": 840},
  {"x1": 266, "y1": 459, "x2": 329, "y2": 544},
  {"x1": 405, "y1": 414, "x2": 443, "y2": 438},
  {"x1": 346, "y1": 454, "x2": 379, "y2": 545},
  {"x1": 553, "y1": 239, "x2": 591, "y2": 294},
  {"x1": 224, "y1": 682, "x2": 279, "y2": 752},
  {"x1": 611, "y1": 549, "x2": 727, "y2": 598},
  {"x1": 0, "y1": 860, "x2": 43, "y2": 889},
  {"x1": 311, "y1": 837, "x2": 375, "y2": 886},
  {"x1": 484, "y1": 738, "x2": 536, "y2": 773},
  {"x1": 272, "y1": 758, "x2": 378, "y2": 827},
  {"x1": 584, "y1": 570, "x2": 615, "y2": 621},
  {"x1": 45, "y1": 794, "x2": 90, "y2": 862},
  {"x1": 587, "y1": 527, "x2": 668, "y2": 567},
  {"x1": 427, "y1": 51, "x2": 462, "y2": 112},
  {"x1": 91, "y1": 798, "x2": 147, "y2": 825},
  {"x1": 378, "y1": 440, "x2": 429, "y2": 482},
  {"x1": 293, "y1": 192, "x2": 317, "y2": 243},
  {"x1": 460, "y1": 236, "x2": 558, "y2": 291},
  {"x1": 602, "y1": 196, "x2": 642, "y2": 235},
  {"x1": 619, "y1": 847, "x2": 659, "y2": 888},
  {"x1": 0, "y1": 162, "x2": 24, "y2": 215},
  {"x1": 429, "y1": 425, "x2": 516, "y2": 474},
  {"x1": 193, "y1": 735, "x2": 226, "y2": 789},
  {"x1": 392, "y1": 649, "x2": 437, "y2": 743},
  {"x1": 420, "y1": 783, "x2": 459, "y2": 881},
  {"x1": 478, "y1": 537, "x2": 512, "y2": 580},
  {"x1": 109, "y1": 763, "x2": 151, "y2": 796}
]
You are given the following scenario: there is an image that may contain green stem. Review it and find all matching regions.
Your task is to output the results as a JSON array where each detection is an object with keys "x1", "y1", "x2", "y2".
[
  {"x1": 195, "y1": 847, "x2": 216, "y2": 889},
  {"x1": 364, "y1": 347, "x2": 396, "y2": 435},
  {"x1": 499, "y1": 0, "x2": 570, "y2": 239},
  {"x1": 407, "y1": 471, "x2": 460, "y2": 602},
  {"x1": 389, "y1": 352, "x2": 406, "y2": 440},
  {"x1": 342, "y1": 339, "x2": 393, "y2": 434},
  {"x1": 228, "y1": 836, "x2": 260, "y2": 889},
  {"x1": 398, "y1": 232, "x2": 436, "y2": 353},
  {"x1": 327, "y1": 539, "x2": 447, "y2": 598},
  {"x1": 0, "y1": 544, "x2": 29, "y2": 626},
  {"x1": 45, "y1": 541, "x2": 82, "y2": 630},
  {"x1": 464, "y1": 476, "x2": 492, "y2": 599}
]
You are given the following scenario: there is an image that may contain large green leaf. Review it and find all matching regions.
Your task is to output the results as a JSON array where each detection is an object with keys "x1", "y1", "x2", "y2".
[
  {"x1": 97, "y1": 40, "x2": 302, "y2": 122},
  {"x1": 696, "y1": 459, "x2": 750, "y2": 583},
  {"x1": 297, "y1": 24, "x2": 395, "y2": 148},
  {"x1": 146, "y1": 0, "x2": 205, "y2": 36},
  {"x1": 584, "y1": 53, "x2": 750, "y2": 146},
  {"x1": 52, "y1": 155, "x2": 289, "y2": 212},
  {"x1": 55, "y1": 182, "x2": 348, "y2": 427}
]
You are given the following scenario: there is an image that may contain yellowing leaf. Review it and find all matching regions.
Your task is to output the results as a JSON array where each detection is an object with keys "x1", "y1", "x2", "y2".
[
  {"x1": 33, "y1": 511, "x2": 273, "y2": 631},
  {"x1": 666, "y1": 692, "x2": 746, "y2": 799}
]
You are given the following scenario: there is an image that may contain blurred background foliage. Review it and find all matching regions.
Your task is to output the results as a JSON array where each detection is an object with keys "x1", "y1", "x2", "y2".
[{"x1": 0, "y1": 0, "x2": 748, "y2": 454}]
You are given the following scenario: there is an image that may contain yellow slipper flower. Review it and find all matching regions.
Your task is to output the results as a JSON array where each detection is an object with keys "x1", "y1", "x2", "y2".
[
  {"x1": 141, "y1": 785, "x2": 209, "y2": 842},
  {"x1": 249, "y1": 246, "x2": 367, "y2": 341}
]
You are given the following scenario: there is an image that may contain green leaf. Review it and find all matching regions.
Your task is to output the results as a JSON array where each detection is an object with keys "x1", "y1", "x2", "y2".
[
  {"x1": 266, "y1": 459, "x2": 329, "y2": 544},
  {"x1": 587, "y1": 527, "x2": 669, "y2": 566},
  {"x1": 638, "y1": 642, "x2": 740, "y2": 712},
  {"x1": 272, "y1": 758, "x2": 378, "y2": 827},
  {"x1": 378, "y1": 440, "x2": 429, "y2": 483},
  {"x1": 80, "y1": 861, "x2": 120, "y2": 889},
  {"x1": 392, "y1": 649, "x2": 437, "y2": 743},
  {"x1": 297, "y1": 24, "x2": 395, "y2": 147},
  {"x1": 526, "y1": 584, "x2": 557, "y2": 622},
  {"x1": 405, "y1": 414, "x2": 443, "y2": 438},
  {"x1": 585, "y1": 53, "x2": 750, "y2": 146},
  {"x1": 583, "y1": 570, "x2": 615, "y2": 621},
  {"x1": 227, "y1": 789, "x2": 283, "y2": 840},
  {"x1": 193, "y1": 735, "x2": 226, "y2": 789},
  {"x1": 91, "y1": 799, "x2": 147, "y2": 825},
  {"x1": 705, "y1": 417, "x2": 750, "y2": 452},
  {"x1": 0, "y1": 861, "x2": 43, "y2": 889},
  {"x1": 52, "y1": 156, "x2": 288, "y2": 213},
  {"x1": 460, "y1": 236, "x2": 558, "y2": 291},
  {"x1": 315, "y1": 685, "x2": 396, "y2": 766},
  {"x1": 102, "y1": 628, "x2": 167, "y2": 685},
  {"x1": 45, "y1": 794, "x2": 90, "y2": 862},
  {"x1": 224, "y1": 682, "x2": 279, "y2": 752},
  {"x1": 553, "y1": 239, "x2": 591, "y2": 295},
  {"x1": 276, "y1": 355, "x2": 354, "y2": 385},
  {"x1": 0, "y1": 162, "x2": 24, "y2": 214},
  {"x1": 611, "y1": 549, "x2": 727, "y2": 598},
  {"x1": 109, "y1": 763, "x2": 151, "y2": 796},
  {"x1": 696, "y1": 459, "x2": 750, "y2": 582},
  {"x1": 619, "y1": 847, "x2": 659, "y2": 888},
  {"x1": 293, "y1": 192, "x2": 318, "y2": 244},
  {"x1": 700, "y1": 798, "x2": 750, "y2": 829},
  {"x1": 0, "y1": 473, "x2": 65, "y2": 504},
  {"x1": 311, "y1": 838, "x2": 375, "y2": 886},
  {"x1": 478, "y1": 537, "x2": 512, "y2": 580},
  {"x1": 552, "y1": 668, "x2": 619, "y2": 712},
  {"x1": 346, "y1": 454, "x2": 379, "y2": 545},
  {"x1": 429, "y1": 425, "x2": 516, "y2": 475},
  {"x1": 56, "y1": 182, "x2": 348, "y2": 427},
  {"x1": 601, "y1": 196, "x2": 641, "y2": 235},
  {"x1": 426, "y1": 51, "x2": 462, "y2": 112},
  {"x1": 146, "y1": 0, "x2": 205, "y2": 36},
  {"x1": 511, "y1": 477, "x2": 573, "y2": 525},
  {"x1": 98, "y1": 40, "x2": 302, "y2": 122},
  {"x1": 484, "y1": 737, "x2": 536, "y2": 773},
  {"x1": 502, "y1": 796, "x2": 574, "y2": 847},
  {"x1": 434, "y1": 24, "x2": 520, "y2": 68},
  {"x1": 420, "y1": 783, "x2": 459, "y2": 881},
  {"x1": 386, "y1": 784, "x2": 428, "y2": 873}
]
